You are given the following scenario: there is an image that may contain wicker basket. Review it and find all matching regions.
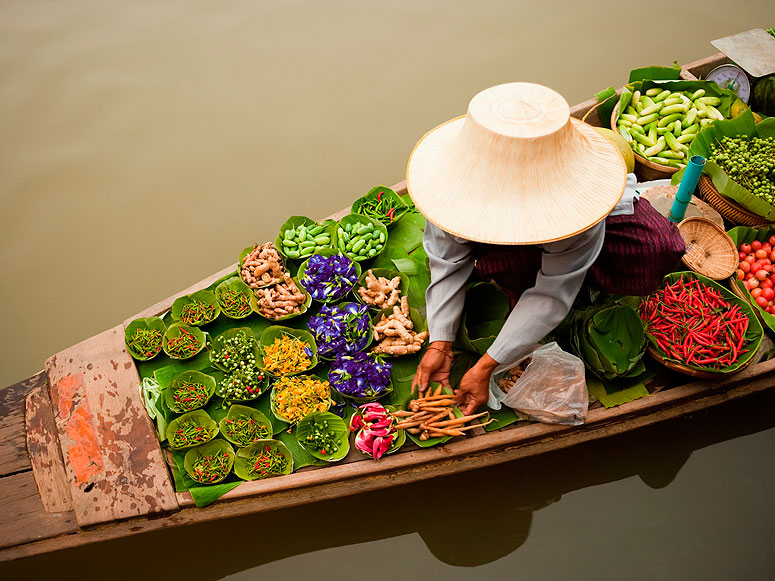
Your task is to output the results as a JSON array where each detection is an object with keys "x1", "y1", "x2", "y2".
[
  {"x1": 646, "y1": 345, "x2": 754, "y2": 379},
  {"x1": 697, "y1": 175, "x2": 772, "y2": 227},
  {"x1": 610, "y1": 104, "x2": 680, "y2": 181},
  {"x1": 677, "y1": 217, "x2": 738, "y2": 280}
]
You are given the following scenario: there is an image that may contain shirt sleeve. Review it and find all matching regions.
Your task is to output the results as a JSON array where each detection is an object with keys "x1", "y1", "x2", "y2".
[
  {"x1": 423, "y1": 221, "x2": 475, "y2": 343},
  {"x1": 486, "y1": 221, "x2": 606, "y2": 365}
]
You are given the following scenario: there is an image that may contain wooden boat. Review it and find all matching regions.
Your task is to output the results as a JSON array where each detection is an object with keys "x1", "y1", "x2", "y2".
[{"x1": 2, "y1": 51, "x2": 772, "y2": 563}]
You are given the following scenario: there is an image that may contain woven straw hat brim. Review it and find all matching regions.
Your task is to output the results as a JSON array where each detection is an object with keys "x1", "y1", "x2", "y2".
[{"x1": 406, "y1": 116, "x2": 627, "y2": 245}]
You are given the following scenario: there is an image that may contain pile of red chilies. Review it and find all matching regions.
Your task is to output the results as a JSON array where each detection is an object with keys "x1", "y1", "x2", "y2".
[{"x1": 640, "y1": 276, "x2": 750, "y2": 369}]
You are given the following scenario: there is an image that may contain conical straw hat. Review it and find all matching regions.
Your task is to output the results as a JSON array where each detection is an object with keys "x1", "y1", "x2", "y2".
[{"x1": 406, "y1": 82, "x2": 627, "y2": 245}]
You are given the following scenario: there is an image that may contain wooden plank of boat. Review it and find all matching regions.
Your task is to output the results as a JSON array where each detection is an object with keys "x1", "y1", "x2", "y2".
[{"x1": 4, "y1": 51, "x2": 768, "y2": 562}]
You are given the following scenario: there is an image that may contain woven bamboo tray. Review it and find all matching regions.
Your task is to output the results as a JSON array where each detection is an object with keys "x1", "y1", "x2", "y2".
[
  {"x1": 610, "y1": 105, "x2": 680, "y2": 181},
  {"x1": 677, "y1": 217, "x2": 738, "y2": 280},
  {"x1": 646, "y1": 344, "x2": 755, "y2": 379},
  {"x1": 697, "y1": 175, "x2": 772, "y2": 227}
]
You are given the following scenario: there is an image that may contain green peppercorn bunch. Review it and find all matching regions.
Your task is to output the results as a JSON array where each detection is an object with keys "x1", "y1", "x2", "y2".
[
  {"x1": 211, "y1": 333, "x2": 256, "y2": 372},
  {"x1": 304, "y1": 420, "x2": 340, "y2": 456},
  {"x1": 218, "y1": 363, "x2": 268, "y2": 401},
  {"x1": 709, "y1": 136, "x2": 775, "y2": 205}
]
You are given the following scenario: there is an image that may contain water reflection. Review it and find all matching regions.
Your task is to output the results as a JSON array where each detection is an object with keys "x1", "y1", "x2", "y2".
[{"x1": 3, "y1": 389, "x2": 773, "y2": 579}]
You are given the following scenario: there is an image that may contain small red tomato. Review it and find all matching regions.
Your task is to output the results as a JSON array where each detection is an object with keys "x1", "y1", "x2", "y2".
[
  {"x1": 752, "y1": 288, "x2": 763, "y2": 299},
  {"x1": 752, "y1": 262, "x2": 763, "y2": 273},
  {"x1": 770, "y1": 235, "x2": 775, "y2": 246},
  {"x1": 745, "y1": 255, "x2": 756, "y2": 264},
  {"x1": 749, "y1": 278, "x2": 760, "y2": 289},
  {"x1": 755, "y1": 249, "x2": 768, "y2": 259},
  {"x1": 739, "y1": 251, "x2": 748, "y2": 260},
  {"x1": 736, "y1": 269, "x2": 745, "y2": 280},
  {"x1": 756, "y1": 269, "x2": 769, "y2": 281},
  {"x1": 740, "y1": 261, "x2": 751, "y2": 273},
  {"x1": 762, "y1": 287, "x2": 775, "y2": 301},
  {"x1": 770, "y1": 252, "x2": 775, "y2": 262},
  {"x1": 763, "y1": 242, "x2": 772, "y2": 250},
  {"x1": 764, "y1": 278, "x2": 774, "y2": 289},
  {"x1": 741, "y1": 243, "x2": 753, "y2": 254},
  {"x1": 756, "y1": 296, "x2": 768, "y2": 308},
  {"x1": 752, "y1": 240, "x2": 763, "y2": 251}
]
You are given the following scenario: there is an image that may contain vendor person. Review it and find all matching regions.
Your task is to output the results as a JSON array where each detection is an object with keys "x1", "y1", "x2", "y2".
[{"x1": 407, "y1": 83, "x2": 684, "y2": 414}]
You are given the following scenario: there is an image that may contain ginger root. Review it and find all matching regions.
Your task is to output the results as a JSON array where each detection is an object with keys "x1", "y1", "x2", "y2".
[
  {"x1": 497, "y1": 357, "x2": 532, "y2": 393},
  {"x1": 255, "y1": 274, "x2": 306, "y2": 319},
  {"x1": 241, "y1": 242, "x2": 285, "y2": 289},
  {"x1": 357, "y1": 269, "x2": 402, "y2": 308},
  {"x1": 372, "y1": 296, "x2": 428, "y2": 355}
]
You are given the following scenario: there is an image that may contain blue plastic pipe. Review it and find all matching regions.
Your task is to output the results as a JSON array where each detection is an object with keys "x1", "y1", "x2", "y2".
[{"x1": 668, "y1": 155, "x2": 706, "y2": 223}]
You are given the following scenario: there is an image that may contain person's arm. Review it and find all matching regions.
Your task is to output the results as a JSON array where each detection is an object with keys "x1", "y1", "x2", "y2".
[
  {"x1": 412, "y1": 221, "x2": 474, "y2": 392},
  {"x1": 455, "y1": 221, "x2": 606, "y2": 413}
]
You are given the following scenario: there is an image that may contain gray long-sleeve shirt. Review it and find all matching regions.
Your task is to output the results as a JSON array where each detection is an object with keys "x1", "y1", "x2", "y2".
[{"x1": 423, "y1": 173, "x2": 638, "y2": 366}]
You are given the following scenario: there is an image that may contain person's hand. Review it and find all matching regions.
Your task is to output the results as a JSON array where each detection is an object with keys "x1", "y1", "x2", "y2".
[
  {"x1": 412, "y1": 341, "x2": 453, "y2": 394},
  {"x1": 455, "y1": 353, "x2": 499, "y2": 415}
]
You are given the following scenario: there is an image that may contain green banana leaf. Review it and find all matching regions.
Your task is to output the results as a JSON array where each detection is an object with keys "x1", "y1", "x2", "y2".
[
  {"x1": 351, "y1": 185, "x2": 410, "y2": 228},
  {"x1": 170, "y1": 290, "x2": 220, "y2": 326},
  {"x1": 353, "y1": 267, "x2": 409, "y2": 310},
  {"x1": 124, "y1": 316, "x2": 166, "y2": 360},
  {"x1": 628, "y1": 64, "x2": 682, "y2": 84},
  {"x1": 726, "y1": 225, "x2": 775, "y2": 334},
  {"x1": 208, "y1": 327, "x2": 260, "y2": 372},
  {"x1": 456, "y1": 282, "x2": 509, "y2": 355},
  {"x1": 233, "y1": 439, "x2": 295, "y2": 481},
  {"x1": 164, "y1": 370, "x2": 216, "y2": 413},
  {"x1": 646, "y1": 272, "x2": 764, "y2": 373},
  {"x1": 275, "y1": 429, "x2": 328, "y2": 468},
  {"x1": 586, "y1": 377, "x2": 650, "y2": 408},
  {"x1": 295, "y1": 411, "x2": 350, "y2": 462},
  {"x1": 671, "y1": 112, "x2": 775, "y2": 220},
  {"x1": 218, "y1": 404, "x2": 273, "y2": 446},
  {"x1": 257, "y1": 326, "x2": 318, "y2": 376},
  {"x1": 214, "y1": 276, "x2": 254, "y2": 320},
  {"x1": 162, "y1": 323, "x2": 207, "y2": 360},
  {"x1": 483, "y1": 407, "x2": 521, "y2": 431},
  {"x1": 274, "y1": 216, "x2": 338, "y2": 262},
  {"x1": 336, "y1": 214, "x2": 389, "y2": 262},
  {"x1": 184, "y1": 439, "x2": 235, "y2": 485}
]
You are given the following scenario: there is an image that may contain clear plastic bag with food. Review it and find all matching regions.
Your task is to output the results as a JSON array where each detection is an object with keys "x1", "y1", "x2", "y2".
[{"x1": 488, "y1": 342, "x2": 588, "y2": 426}]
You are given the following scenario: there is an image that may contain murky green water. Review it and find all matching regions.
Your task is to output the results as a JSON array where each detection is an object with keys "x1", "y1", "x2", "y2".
[{"x1": 1, "y1": 1, "x2": 774, "y2": 577}]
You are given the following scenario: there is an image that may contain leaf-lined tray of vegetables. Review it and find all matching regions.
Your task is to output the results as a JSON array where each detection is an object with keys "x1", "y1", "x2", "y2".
[
  {"x1": 335, "y1": 214, "x2": 388, "y2": 262},
  {"x1": 257, "y1": 326, "x2": 318, "y2": 377},
  {"x1": 125, "y1": 316, "x2": 166, "y2": 360},
  {"x1": 639, "y1": 272, "x2": 764, "y2": 377},
  {"x1": 165, "y1": 370, "x2": 216, "y2": 413},
  {"x1": 166, "y1": 410, "x2": 219, "y2": 450},
  {"x1": 214, "y1": 276, "x2": 254, "y2": 320},
  {"x1": 351, "y1": 185, "x2": 410, "y2": 227},
  {"x1": 354, "y1": 268, "x2": 408, "y2": 310},
  {"x1": 184, "y1": 439, "x2": 235, "y2": 485},
  {"x1": 270, "y1": 375, "x2": 332, "y2": 424},
  {"x1": 672, "y1": 112, "x2": 775, "y2": 220},
  {"x1": 234, "y1": 440, "x2": 294, "y2": 480},
  {"x1": 350, "y1": 403, "x2": 404, "y2": 460},
  {"x1": 298, "y1": 249, "x2": 361, "y2": 303},
  {"x1": 239, "y1": 242, "x2": 286, "y2": 289},
  {"x1": 219, "y1": 405, "x2": 274, "y2": 446},
  {"x1": 398, "y1": 385, "x2": 467, "y2": 447},
  {"x1": 163, "y1": 323, "x2": 207, "y2": 360},
  {"x1": 308, "y1": 302, "x2": 372, "y2": 359},
  {"x1": 328, "y1": 350, "x2": 393, "y2": 403},
  {"x1": 253, "y1": 275, "x2": 312, "y2": 322},
  {"x1": 275, "y1": 216, "x2": 337, "y2": 261},
  {"x1": 209, "y1": 328, "x2": 260, "y2": 372},
  {"x1": 371, "y1": 300, "x2": 428, "y2": 357},
  {"x1": 171, "y1": 290, "x2": 220, "y2": 326},
  {"x1": 727, "y1": 225, "x2": 775, "y2": 333},
  {"x1": 295, "y1": 411, "x2": 350, "y2": 462}
]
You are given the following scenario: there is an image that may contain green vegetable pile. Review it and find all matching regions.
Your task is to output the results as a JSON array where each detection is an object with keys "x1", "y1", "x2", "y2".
[
  {"x1": 281, "y1": 223, "x2": 332, "y2": 259},
  {"x1": 709, "y1": 136, "x2": 775, "y2": 204}
]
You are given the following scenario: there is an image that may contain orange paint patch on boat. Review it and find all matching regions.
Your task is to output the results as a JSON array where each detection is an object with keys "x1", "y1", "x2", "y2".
[
  {"x1": 56, "y1": 374, "x2": 82, "y2": 419},
  {"x1": 65, "y1": 402, "x2": 104, "y2": 484}
]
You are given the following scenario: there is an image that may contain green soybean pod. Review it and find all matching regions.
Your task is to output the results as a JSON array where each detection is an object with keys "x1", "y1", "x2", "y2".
[{"x1": 652, "y1": 89, "x2": 671, "y2": 103}]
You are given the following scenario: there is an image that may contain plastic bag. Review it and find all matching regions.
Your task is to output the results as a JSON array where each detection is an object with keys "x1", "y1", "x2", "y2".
[{"x1": 488, "y1": 342, "x2": 588, "y2": 426}]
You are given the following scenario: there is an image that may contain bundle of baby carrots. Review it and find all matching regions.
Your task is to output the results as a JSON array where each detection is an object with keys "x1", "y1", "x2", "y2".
[{"x1": 392, "y1": 386, "x2": 491, "y2": 441}]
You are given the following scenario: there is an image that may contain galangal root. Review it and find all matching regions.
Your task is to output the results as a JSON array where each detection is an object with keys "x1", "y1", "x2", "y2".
[
  {"x1": 357, "y1": 269, "x2": 402, "y2": 308},
  {"x1": 497, "y1": 357, "x2": 532, "y2": 394},
  {"x1": 241, "y1": 242, "x2": 285, "y2": 289},
  {"x1": 255, "y1": 274, "x2": 306, "y2": 319},
  {"x1": 372, "y1": 296, "x2": 429, "y2": 355},
  {"x1": 391, "y1": 386, "x2": 492, "y2": 440}
]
